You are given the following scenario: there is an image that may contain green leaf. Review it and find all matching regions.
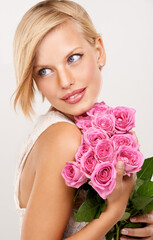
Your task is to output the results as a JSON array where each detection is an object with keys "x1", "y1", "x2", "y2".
[
  {"x1": 119, "y1": 220, "x2": 128, "y2": 229},
  {"x1": 94, "y1": 201, "x2": 106, "y2": 219},
  {"x1": 132, "y1": 196, "x2": 153, "y2": 210},
  {"x1": 81, "y1": 182, "x2": 91, "y2": 191},
  {"x1": 120, "y1": 212, "x2": 131, "y2": 221},
  {"x1": 110, "y1": 226, "x2": 115, "y2": 232},
  {"x1": 130, "y1": 209, "x2": 140, "y2": 217},
  {"x1": 100, "y1": 200, "x2": 106, "y2": 212},
  {"x1": 142, "y1": 199, "x2": 153, "y2": 213},
  {"x1": 74, "y1": 200, "x2": 99, "y2": 222},
  {"x1": 136, "y1": 182, "x2": 153, "y2": 197},
  {"x1": 125, "y1": 201, "x2": 140, "y2": 216},
  {"x1": 131, "y1": 209, "x2": 140, "y2": 217},
  {"x1": 94, "y1": 206, "x2": 102, "y2": 219},
  {"x1": 74, "y1": 188, "x2": 82, "y2": 202},
  {"x1": 123, "y1": 222, "x2": 146, "y2": 228},
  {"x1": 74, "y1": 188, "x2": 102, "y2": 222},
  {"x1": 137, "y1": 157, "x2": 153, "y2": 181},
  {"x1": 106, "y1": 231, "x2": 113, "y2": 240},
  {"x1": 96, "y1": 192, "x2": 104, "y2": 204},
  {"x1": 130, "y1": 178, "x2": 144, "y2": 200},
  {"x1": 86, "y1": 188, "x2": 99, "y2": 204},
  {"x1": 134, "y1": 178, "x2": 144, "y2": 191}
]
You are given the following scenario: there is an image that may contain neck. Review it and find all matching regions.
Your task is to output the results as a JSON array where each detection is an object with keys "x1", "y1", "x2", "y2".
[{"x1": 50, "y1": 106, "x2": 75, "y2": 123}]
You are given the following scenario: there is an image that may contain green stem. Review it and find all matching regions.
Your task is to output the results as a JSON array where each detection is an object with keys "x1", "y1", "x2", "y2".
[
  {"x1": 116, "y1": 223, "x2": 120, "y2": 240},
  {"x1": 74, "y1": 188, "x2": 81, "y2": 202}
]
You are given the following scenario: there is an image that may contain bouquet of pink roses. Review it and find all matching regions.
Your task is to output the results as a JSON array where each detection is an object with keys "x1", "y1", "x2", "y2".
[
  {"x1": 61, "y1": 101, "x2": 153, "y2": 240},
  {"x1": 62, "y1": 101, "x2": 144, "y2": 198}
]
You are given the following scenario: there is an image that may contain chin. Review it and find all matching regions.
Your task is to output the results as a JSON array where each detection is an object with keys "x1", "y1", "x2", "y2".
[{"x1": 71, "y1": 101, "x2": 96, "y2": 116}]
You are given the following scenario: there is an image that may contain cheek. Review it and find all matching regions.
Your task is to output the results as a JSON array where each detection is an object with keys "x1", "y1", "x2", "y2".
[
  {"x1": 80, "y1": 56, "x2": 101, "y2": 85},
  {"x1": 90, "y1": 58, "x2": 102, "y2": 86},
  {"x1": 82, "y1": 58, "x2": 95, "y2": 78},
  {"x1": 87, "y1": 59, "x2": 102, "y2": 97},
  {"x1": 36, "y1": 80, "x2": 56, "y2": 99}
]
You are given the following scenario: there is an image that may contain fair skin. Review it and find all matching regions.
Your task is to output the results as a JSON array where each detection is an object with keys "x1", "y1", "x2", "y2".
[
  {"x1": 33, "y1": 20, "x2": 105, "y2": 119},
  {"x1": 120, "y1": 136, "x2": 153, "y2": 240},
  {"x1": 19, "y1": 20, "x2": 153, "y2": 239},
  {"x1": 120, "y1": 211, "x2": 153, "y2": 240}
]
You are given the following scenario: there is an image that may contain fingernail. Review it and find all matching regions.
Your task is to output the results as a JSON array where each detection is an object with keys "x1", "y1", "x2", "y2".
[
  {"x1": 117, "y1": 161, "x2": 124, "y2": 168},
  {"x1": 121, "y1": 229, "x2": 128, "y2": 235},
  {"x1": 130, "y1": 217, "x2": 136, "y2": 222},
  {"x1": 120, "y1": 238, "x2": 126, "y2": 240}
]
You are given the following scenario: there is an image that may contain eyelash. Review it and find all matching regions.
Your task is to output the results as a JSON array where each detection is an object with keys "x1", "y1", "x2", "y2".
[
  {"x1": 67, "y1": 53, "x2": 83, "y2": 64},
  {"x1": 38, "y1": 68, "x2": 51, "y2": 76},
  {"x1": 37, "y1": 53, "x2": 84, "y2": 77}
]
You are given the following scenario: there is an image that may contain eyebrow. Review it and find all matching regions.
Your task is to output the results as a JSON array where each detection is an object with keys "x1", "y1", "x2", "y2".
[{"x1": 33, "y1": 47, "x2": 84, "y2": 69}]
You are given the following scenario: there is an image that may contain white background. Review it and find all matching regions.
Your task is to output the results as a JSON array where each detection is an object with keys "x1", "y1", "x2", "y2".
[{"x1": 0, "y1": 0, "x2": 153, "y2": 239}]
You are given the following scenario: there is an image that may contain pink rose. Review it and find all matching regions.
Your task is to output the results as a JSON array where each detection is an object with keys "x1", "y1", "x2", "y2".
[
  {"x1": 75, "y1": 137, "x2": 90, "y2": 163},
  {"x1": 113, "y1": 106, "x2": 136, "y2": 133},
  {"x1": 90, "y1": 162, "x2": 117, "y2": 199},
  {"x1": 92, "y1": 113, "x2": 115, "y2": 136},
  {"x1": 75, "y1": 119, "x2": 92, "y2": 133},
  {"x1": 74, "y1": 112, "x2": 90, "y2": 121},
  {"x1": 87, "y1": 101, "x2": 113, "y2": 117},
  {"x1": 112, "y1": 134, "x2": 138, "y2": 150},
  {"x1": 74, "y1": 113, "x2": 92, "y2": 133},
  {"x1": 83, "y1": 127, "x2": 108, "y2": 148},
  {"x1": 115, "y1": 146, "x2": 144, "y2": 175},
  {"x1": 61, "y1": 161, "x2": 87, "y2": 188},
  {"x1": 80, "y1": 149, "x2": 97, "y2": 178},
  {"x1": 95, "y1": 139, "x2": 114, "y2": 162}
]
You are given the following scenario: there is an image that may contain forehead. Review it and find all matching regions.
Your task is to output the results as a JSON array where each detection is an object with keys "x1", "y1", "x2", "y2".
[{"x1": 35, "y1": 20, "x2": 93, "y2": 63}]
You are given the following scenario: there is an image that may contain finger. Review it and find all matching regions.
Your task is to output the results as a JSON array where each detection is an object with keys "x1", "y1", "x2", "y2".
[
  {"x1": 115, "y1": 161, "x2": 124, "y2": 184},
  {"x1": 132, "y1": 131, "x2": 139, "y2": 144},
  {"x1": 130, "y1": 213, "x2": 153, "y2": 224},
  {"x1": 121, "y1": 225, "x2": 153, "y2": 238},
  {"x1": 131, "y1": 131, "x2": 141, "y2": 151},
  {"x1": 123, "y1": 172, "x2": 137, "y2": 188},
  {"x1": 120, "y1": 235, "x2": 152, "y2": 240}
]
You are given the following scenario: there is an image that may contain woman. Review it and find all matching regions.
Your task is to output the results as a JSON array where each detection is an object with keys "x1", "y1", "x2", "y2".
[{"x1": 13, "y1": 0, "x2": 153, "y2": 239}]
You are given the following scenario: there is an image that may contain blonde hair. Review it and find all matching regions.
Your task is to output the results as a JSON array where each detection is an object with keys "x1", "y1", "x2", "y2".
[{"x1": 13, "y1": 0, "x2": 100, "y2": 117}]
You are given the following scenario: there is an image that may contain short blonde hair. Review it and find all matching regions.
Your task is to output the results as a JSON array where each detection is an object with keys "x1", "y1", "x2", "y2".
[{"x1": 13, "y1": 0, "x2": 100, "y2": 117}]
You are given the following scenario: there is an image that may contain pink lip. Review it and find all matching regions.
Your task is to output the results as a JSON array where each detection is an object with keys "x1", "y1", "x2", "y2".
[
  {"x1": 61, "y1": 87, "x2": 86, "y2": 104},
  {"x1": 61, "y1": 88, "x2": 86, "y2": 100}
]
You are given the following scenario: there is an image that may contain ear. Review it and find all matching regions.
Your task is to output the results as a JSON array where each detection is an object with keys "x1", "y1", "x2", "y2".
[{"x1": 94, "y1": 37, "x2": 106, "y2": 69}]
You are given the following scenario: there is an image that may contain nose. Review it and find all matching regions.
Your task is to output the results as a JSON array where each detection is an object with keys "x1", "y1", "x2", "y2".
[{"x1": 57, "y1": 66, "x2": 74, "y2": 89}]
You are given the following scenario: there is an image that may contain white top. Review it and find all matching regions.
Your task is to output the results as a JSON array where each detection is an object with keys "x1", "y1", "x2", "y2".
[{"x1": 14, "y1": 110, "x2": 89, "y2": 238}]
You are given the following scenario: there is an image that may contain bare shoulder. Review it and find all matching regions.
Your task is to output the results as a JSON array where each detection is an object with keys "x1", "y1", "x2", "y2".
[
  {"x1": 21, "y1": 122, "x2": 81, "y2": 238},
  {"x1": 34, "y1": 121, "x2": 82, "y2": 168},
  {"x1": 40, "y1": 121, "x2": 82, "y2": 147}
]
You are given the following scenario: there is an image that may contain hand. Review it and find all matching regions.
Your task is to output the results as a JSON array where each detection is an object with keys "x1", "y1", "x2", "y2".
[
  {"x1": 107, "y1": 161, "x2": 136, "y2": 220},
  {"x1": 120, "y1": 211, "x2": 153, "y2": 240}
]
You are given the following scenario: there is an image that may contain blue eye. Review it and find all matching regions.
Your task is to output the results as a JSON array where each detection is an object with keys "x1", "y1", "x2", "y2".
[
  {"x1": 68, "y1": 54, "x2": 83, "y2": 63},
  {"x1": 38, "y1": 68, "x2": 51, "y2": 76}
]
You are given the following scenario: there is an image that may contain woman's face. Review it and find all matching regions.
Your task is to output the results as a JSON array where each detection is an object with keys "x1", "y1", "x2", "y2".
[{"x1": 33, "y1": 20, "x2": 105, "y2": 119}]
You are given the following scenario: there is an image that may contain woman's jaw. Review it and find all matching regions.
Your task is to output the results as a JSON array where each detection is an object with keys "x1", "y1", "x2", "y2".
[{"x1": 34, "y1": 20, "x2": 104, "y2": 120}]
